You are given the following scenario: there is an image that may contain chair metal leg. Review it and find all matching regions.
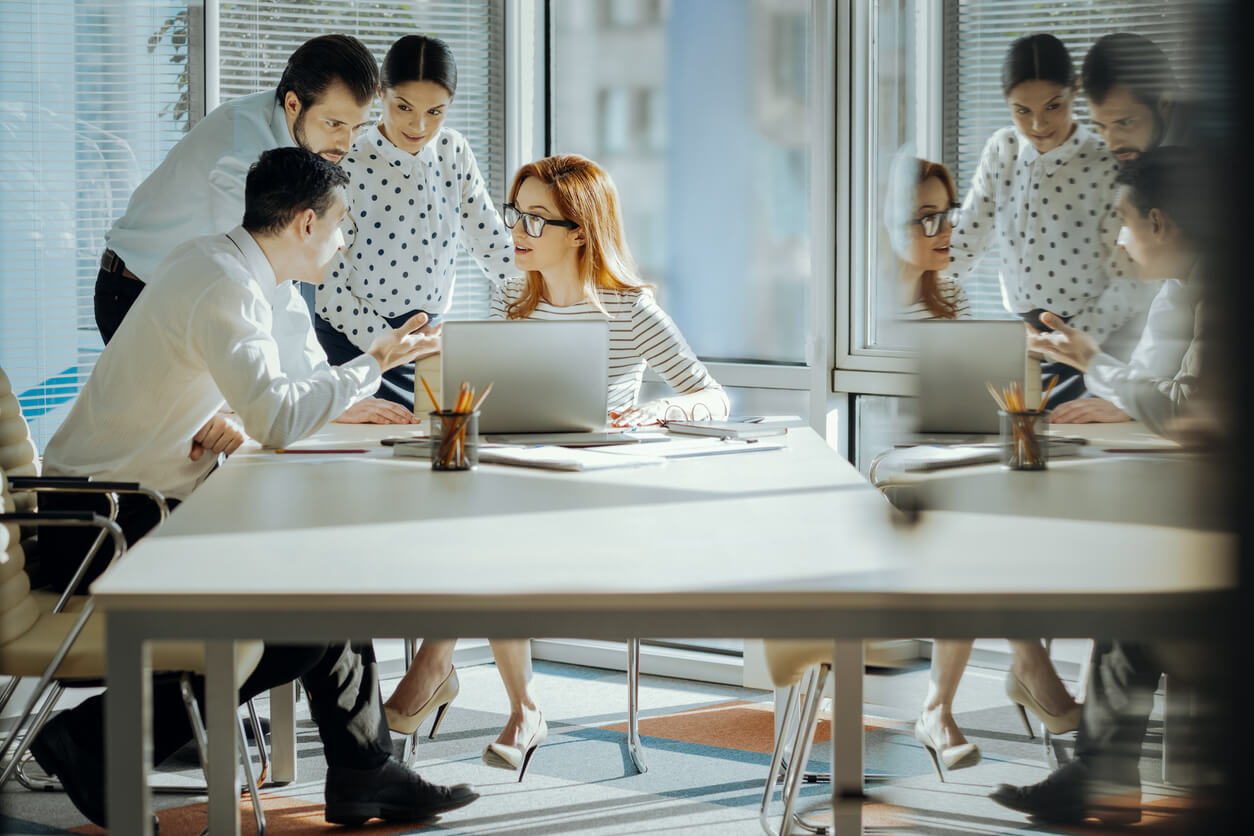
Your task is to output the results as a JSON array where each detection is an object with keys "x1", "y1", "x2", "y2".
[
  {"x1": 245, "y1": 698, "x2": 268, "y2": 786},
  {"x1": 236, "y1": 710, "x2": 266, "y2": 834},
  {"x1": 760, "y1": 681, "x2": 801, "y2": 834},
  {"x1": 779, "y1": 665, "x2": 829, "y2": 835},
  {"x1": 400, "y1": 638, "x2": 419, "y2": 763},
  {"x1": 0, "y1": 677, "x2": 20, "y2": 718},
  {"x1": 627, "y1": 638, "x2": 647, "y2": 774},
  {"x1": 6, "y1": 682, "x2": 66, "y2": 792}
]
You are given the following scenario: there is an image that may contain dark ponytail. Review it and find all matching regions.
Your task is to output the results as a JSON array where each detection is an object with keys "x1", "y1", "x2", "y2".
[
  {"x1": 381, "y1": 35, "x2": 458, "y2": 97},
  {"x1": 1002, "y1": 34, "x2": 1075, "y2": 97}
]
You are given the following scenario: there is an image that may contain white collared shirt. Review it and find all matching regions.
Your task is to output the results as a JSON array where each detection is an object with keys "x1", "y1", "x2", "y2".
[
  {"x1": 43, "y1": 227, "x2": 379, "y2": 499},
  {"x1": 105, "y1": 90, "x2": 295, "y2": 282},
  {"x1": 316, "y1": 125, "x2": 517, "y2": 350},
  {"x1": 1086, "y1": 265, "x2": 1203, "y2": 435},
  {"x1": 947, "y1": 123, "x2": 1159, "y2": 344}
]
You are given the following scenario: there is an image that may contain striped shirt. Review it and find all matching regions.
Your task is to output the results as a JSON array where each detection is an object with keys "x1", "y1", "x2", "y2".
[
  {"x1": 489, "y1": 277, "x2": 727, "y2": 418},
  {"x1": 901, "y1": 276, "x2": 972, "y2": 320}
]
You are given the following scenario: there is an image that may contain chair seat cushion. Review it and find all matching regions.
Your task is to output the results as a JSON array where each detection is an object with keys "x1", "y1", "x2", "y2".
[
  {"x1": 762, "y1": 639, "x2": 834, "y2": 688},
  {"x1": 1, "y1": 609, "x2": 265, "y2": 681}
]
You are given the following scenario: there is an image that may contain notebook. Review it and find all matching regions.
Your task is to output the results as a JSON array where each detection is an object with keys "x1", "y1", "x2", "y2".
[
  {"x1": 440, "y1": 320, "x2": 609, "y2": 434},
  {"x1": 904, "y1": 320, "x2": 1027, "y2": 434}
]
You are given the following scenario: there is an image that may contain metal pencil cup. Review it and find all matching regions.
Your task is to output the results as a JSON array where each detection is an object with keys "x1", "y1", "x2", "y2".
[
  {"x1": 1000, "y1": 409, "x2": 1049, "y2": 470},
  {"x1": 430, "y1": 410, "x2": 479, "y2": 471}
]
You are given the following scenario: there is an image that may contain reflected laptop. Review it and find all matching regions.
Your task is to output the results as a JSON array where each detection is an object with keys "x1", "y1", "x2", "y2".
[
  {"x1": 905, "y1": 320, "x2": 1026, "y2": 434},
  {"x1": 440, "y1": 320, "x2": 609, "y2": 434}
]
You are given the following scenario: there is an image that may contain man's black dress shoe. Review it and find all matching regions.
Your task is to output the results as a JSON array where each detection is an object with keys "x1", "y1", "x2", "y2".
[
  {"x1": 990, "y1": 759, "x2": 1141, "y2": 825},
  {"x1": 30, "y1": 712, "x2": 107, "y2": 827},
  {"x1": 324, "y1": 756, "x2": 479, "y2": 825}
]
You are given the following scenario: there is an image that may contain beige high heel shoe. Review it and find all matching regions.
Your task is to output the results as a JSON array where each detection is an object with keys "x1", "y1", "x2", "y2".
[
  {"x1": 1005, "y1": 671, "x2": 1080, "y2": 737},
  {"x1": 914, "y1": 709, "x2": 981, "y2": 781},
  {"x1": 385, "y1": 667, "x2": 459, "y2": 737},
  {"x1": 482, "y1": 710, "x2": 547, "y2": 782}
]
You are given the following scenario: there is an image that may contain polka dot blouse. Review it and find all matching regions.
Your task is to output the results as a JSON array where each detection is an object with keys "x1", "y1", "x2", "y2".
[
  {"x1": 316, "y1": 124, "x2": 516, "y2": 349},
  {"x1": 947, "y1": 123, "x2": 1159, "y2": 344}
]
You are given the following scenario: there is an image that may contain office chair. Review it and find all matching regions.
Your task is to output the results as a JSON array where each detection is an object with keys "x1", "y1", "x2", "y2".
[{"x1": 0, "y1": 503, "x2": 269, "y2": 832}]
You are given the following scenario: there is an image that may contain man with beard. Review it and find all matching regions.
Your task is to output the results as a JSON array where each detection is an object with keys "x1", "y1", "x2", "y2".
[
  {"x1": 1083, "y1": 32, "x2": 1181, "y2": 164},
  {"x1": 96, "y1": 34, "x2": 377, "y2": 343}
]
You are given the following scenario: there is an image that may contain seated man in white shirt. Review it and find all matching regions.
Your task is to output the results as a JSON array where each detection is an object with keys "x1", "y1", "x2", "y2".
[
  {"x1": 1027, "y1": 146, "x2": 1206, "y2": 437},
  {"x1": 30, "y1": 148, "x2": 475, "y2": 830}
]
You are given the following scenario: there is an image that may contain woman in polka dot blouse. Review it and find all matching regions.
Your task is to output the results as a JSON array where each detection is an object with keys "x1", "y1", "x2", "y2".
[
  {"x1": 946, "y1": 33, "x2": 1159, "y2": 406},
  {"x1": 314, "y1": 35, "x2": 515, "y2": 409}
]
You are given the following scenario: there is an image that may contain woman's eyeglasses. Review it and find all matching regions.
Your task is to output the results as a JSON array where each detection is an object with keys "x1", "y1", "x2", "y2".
[
  {"x1": 913, "y1": 206, "x2": 961, "y2": 237},
  {"x1": 503, "y1": 203, "x2": 579, "y2": 238}
]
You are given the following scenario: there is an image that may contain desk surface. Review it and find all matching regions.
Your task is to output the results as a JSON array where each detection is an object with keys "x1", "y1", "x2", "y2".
[{"x1": 92, "y1": 425, "x2": 1235, "y2": 639}]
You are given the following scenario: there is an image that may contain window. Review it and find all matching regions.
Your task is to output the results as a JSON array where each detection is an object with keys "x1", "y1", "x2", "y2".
[
  {"x1": 550, "y1": 0, "x2": 815, "y2": 365},
  {"x1": 217, "y1": 0, "x2": 506, "y2": 320},
  {"x1": 943, "y1": 0, "x2": 1195, "y2": 321},
  {"x1": 0, "y1": 1, "x2": 191, "y2": 449},
  {"x1": 839, "y1": 0, "x2": 1196, "y2": 370}
]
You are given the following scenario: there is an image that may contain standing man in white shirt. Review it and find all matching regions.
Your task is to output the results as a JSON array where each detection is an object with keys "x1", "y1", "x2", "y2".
[
  {"x1": 31, "y1": 148, "x2": 473, "y2": 830},
  {"x1": 96, "y1": 33, "x2": 375, "y2": 338}
]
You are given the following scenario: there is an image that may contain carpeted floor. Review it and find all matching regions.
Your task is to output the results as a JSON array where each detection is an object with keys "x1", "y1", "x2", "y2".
[{"x1": 1, "y1": 653, "x2": 1198, "y2": 835}]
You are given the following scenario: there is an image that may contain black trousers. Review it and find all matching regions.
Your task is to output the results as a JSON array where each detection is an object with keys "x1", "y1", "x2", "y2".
[
  {"x1": 1016, "y1": 311, "x2": 1087, "y2": 408},
  {"x1": 94, "y1": 267, "x2": 145, "y2": 345},
  {"x1": 313, "y1": 312, "x2": 436, "y2": 410},
  {"x1": 1074, "y1": 640, "x2": 1227, "y2": 792},
  {"x1": 37, "y1": 492, "x2": 392, "y2": 770}
]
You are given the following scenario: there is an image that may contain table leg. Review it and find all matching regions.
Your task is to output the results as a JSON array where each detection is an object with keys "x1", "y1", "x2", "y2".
[
  {"x1": 269, "y1": 681, "x2": 298, "y2": 783},
  {"x1": 105, "y1": 615, "x2": 154, "y2": 835},
  {"x1": 206, "y1": 641, "x2": 241, "y2": 836},
  {"x1": 830, "y1": 639, "x2": 864, "y2": 835}
]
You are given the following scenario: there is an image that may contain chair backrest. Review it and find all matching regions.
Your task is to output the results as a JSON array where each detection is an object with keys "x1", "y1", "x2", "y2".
[
  {"x1": 0, "y1": 466, "x2": 41, "y2": 645},
  {"x1": 0, "y1": 367, "x2": 39, "y2": 511}
]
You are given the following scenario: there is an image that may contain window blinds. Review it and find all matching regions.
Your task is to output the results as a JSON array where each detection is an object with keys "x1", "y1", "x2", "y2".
[
  {"x1": 216, "y1": 0, "x2": 506, "y2": 321},
  {"x1": 0, "y1": 1, "x2": 190, "y2": 449},
  {"x1": 942, "y1": 0, "x2": 1193, "y2": 319}
]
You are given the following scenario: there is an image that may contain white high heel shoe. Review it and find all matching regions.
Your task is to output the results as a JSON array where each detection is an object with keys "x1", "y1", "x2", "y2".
[
  {"x1": 914, "y1": 708, "x2": 981, "y2": 782},
  {"x1": 482, "y1": 710, "x2": 547, "y2": 782}
]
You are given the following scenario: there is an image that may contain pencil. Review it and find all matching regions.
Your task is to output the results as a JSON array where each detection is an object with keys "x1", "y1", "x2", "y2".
[
  {"x1": 420, "y1": 376, "x2": 441, "y2": 412},
  {"x1": 470, "y1": 381, "x2": 494, "y2": 412},
  {"x1": 274, "y1": 448, "x2": 369, "y2": 454},
  {"x1": 1038, "y1": 374, "x2": 1060, "y2": 412}
]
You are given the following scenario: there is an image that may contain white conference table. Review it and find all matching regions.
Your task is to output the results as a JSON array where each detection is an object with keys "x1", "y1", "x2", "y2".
[{"x1": 91, "y1": 424, "x2": 1236, "y2": 835}]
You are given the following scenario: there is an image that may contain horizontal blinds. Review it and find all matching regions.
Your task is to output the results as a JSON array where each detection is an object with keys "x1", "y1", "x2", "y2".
[
  {"x1": 216, "y1": 0, "x2": 506, "y2": 320},
  {"x1": 943, "y1": 0, "x2": 1192, "y2": 319},
  {"x1": 0, "y1": 1, "x2": 190, "y2": 449}
]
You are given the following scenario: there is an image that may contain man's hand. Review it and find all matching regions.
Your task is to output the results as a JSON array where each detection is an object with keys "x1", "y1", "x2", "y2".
[
  {"x1": 335, "y1": 398, "x2": 419, "y2": 424},
  {"x1": 366, "y1": 313, "x2": 441, "y2": 372},
  {"x1": 190, "y1": 412, "x2": 246, "y2": 461},
  {"x1": 1026, "y1": 312, "x2": 1100, "y2": 373},
  {"x1": 1051, "y1": 397, "x2": 1132, "y2": 424}
]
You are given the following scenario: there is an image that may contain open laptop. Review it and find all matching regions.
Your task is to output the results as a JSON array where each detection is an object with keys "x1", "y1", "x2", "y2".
[
  {"x1": 904, "y1": 320, "x2": 1027, "y2": 434},
  {"x1": 440, "y1": 320, "x2": 609, "y2": 434}
]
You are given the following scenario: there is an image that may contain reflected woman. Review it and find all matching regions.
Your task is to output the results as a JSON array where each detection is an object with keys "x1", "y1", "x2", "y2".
[
  {"x1": 946, "y1": 33, "x2": 1155, "y2": 406},
  {"x1": 885, "y1": 156, "x2": 970, "y2": 320}
]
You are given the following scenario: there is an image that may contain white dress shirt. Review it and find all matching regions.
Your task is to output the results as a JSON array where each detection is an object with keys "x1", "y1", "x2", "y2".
[
  {"x1": 947, "y1": 123, "x2": 1159, "y2": 345},
  {"x1": 1086, "y1": 266, "x2": 1203, "y2": 435},
  {"x1": 43, "y1": 227, "x2": 379, "y2": 499},
  {"x1": 489, "y1": 278, "x2": 728, "y2": 418},
  {"x1": 105, "y1": 90, "x2": 295, "y2": 282},
  {"x1": 317, "y1": 125, "x2": 516, "y2": 350}
]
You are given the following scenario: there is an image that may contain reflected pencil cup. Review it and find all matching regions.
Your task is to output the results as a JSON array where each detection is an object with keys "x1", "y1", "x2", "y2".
[
  {"x1": 1000, "y1": 409, "x2": 1049, "y2": 470},
  {"x1": 430, "y1": 410, "x2": 479, "y2": 471}
]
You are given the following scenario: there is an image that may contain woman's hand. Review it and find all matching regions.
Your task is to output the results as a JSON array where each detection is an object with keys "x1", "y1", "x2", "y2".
[
  {"x1": 1026, "y1": 312, "x2": 1100, "y2": 373},
  {"x1": 609, "y1": 400, "x2": 686, "y2": 427},
  {"x1": 1050, "y1": 397, "x2": 1131, "y2": 424}
]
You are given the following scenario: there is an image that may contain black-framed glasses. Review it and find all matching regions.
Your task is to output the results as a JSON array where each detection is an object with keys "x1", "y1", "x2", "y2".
[
  {"x1": 502, "y1": 203, "x2": 579, "y2": 238},
  {"x1": 913, "y1": 206, "x2": 961, "y2": 237}
]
